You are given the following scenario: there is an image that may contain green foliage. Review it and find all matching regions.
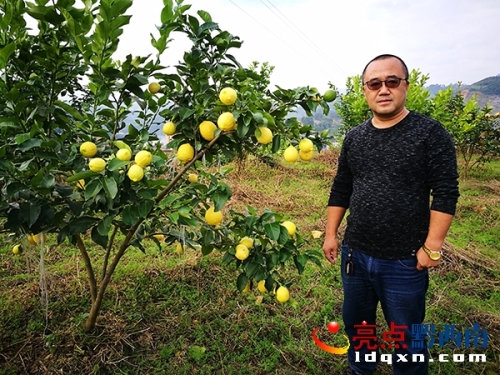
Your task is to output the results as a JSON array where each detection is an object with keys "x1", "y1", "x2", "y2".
[
  {"x1": 333, "y1": 75, "x2": 370, "y2": 139},
  {"x1": 432, "y1": 87, "x2": 500, "y2": 175},
  {"x1": 405, "y1": 69, "x2": 432, "y2": 116},
  {"x1": 0, "y1": 0, "x2": 332, "y2": 331}
]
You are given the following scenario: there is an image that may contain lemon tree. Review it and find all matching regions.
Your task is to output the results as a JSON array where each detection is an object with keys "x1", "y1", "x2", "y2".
[{"x1": 0, "y1": 0, "x2": 330, "y2": 332}]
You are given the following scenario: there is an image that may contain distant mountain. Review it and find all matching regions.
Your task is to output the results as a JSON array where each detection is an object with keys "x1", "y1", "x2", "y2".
[{"x1": 427, "y1": 75, "x2": 500, "y2": 113}]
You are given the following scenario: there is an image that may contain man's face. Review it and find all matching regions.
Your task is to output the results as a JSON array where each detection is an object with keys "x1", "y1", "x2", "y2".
[{"x1": 362, "y1": 57, "x2": 409, "y2": 119}]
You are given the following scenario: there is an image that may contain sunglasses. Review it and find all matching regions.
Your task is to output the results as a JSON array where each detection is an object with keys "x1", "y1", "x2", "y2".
[{"x1": 363, "y1": 77, "x2": 407, "y2": 90}]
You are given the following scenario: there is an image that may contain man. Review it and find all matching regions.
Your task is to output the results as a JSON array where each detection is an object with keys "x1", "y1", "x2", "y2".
[{"x1": 322, "y1": 54, "x2": 459, "y2": 375}]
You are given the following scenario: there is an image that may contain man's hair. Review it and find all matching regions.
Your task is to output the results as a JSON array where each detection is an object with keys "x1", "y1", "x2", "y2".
[{"x1": 361, "y1": 54, "x2": 409, "y2": 82}]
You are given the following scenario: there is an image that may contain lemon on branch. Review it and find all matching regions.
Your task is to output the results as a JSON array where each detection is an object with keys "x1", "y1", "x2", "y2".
[
  {"x1": 199, "y1": 120, "x2": 217, "y2": 141},
  {"x1": 89, "y1": 158, "x2": 106, "y2": 172},
  {"x1": 256, "y1": 127, "x2": 273, "y2": 144},
  {"x1": 219, "y1": 87, "x2": 237, "y2": 105},
  {"x1": 299, "y1": 149, "x2": 314, "y2": 161},
  {"x1": 217, "y1": 112, "x2": 236, "y2": 131},
  {"x1": 12, "y1": 244, "x2": 21, "y2": 255},
  {"x1": 116, "y1": 148, "x2": 132, "y2": 161},
  {"x1": 323, "y1": 89, "x2": 337, "y2": 102},
  {"x1": 80, "y1": 141, "x2": 97, "y2": 158},
  {"x1": 188, "y1": 173, "x2": 198, "y2": 183},
  {"x1": 298, "y1": 138, "x2": 314, "y2": 153},
  {"x1": 283, "y1": 145, "x2": 298, "y2": 163},
  {"x1": 148, "y1": 82, "x2": 161, "y2": 94},
  {"x1": 281, "y1": 221, "x2": 296, "y2": 236},
  {"x1": 235, "y1": 244, "x2": 250, "y2": 261},
  {"x1": 257, "y1": 280, "x2": 267, "y2": 293},
  {"x1": 239, "y1": 236, "x2": 254, "y2": 249},
  {"x1": 127, "y1": 164, "x2": 144, "y2": 182},
  {"x1": 177, "y1": 143, "x2": 195, "y2": 164},
  {"x1": 242, "y1": 282, "x2": 251, "y2": 293},
  {"x1": 205, "y1": 206, "x2": 223, "y2": 226},
  {"x1": 276, "y1": 286, "x2": 290, "y2": 303},
  {"x1": 163, "y1": 121, "x2": 176, "y2": 135},
  {"x1": 135, "y1": 150, "x2": 152, "y2": 167}
]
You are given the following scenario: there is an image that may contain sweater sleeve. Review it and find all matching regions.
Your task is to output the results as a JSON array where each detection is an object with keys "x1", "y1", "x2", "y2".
[
  {"x1": 327, "y1": 136, "x2": 353, "y2": 208},
  {"x1": 427, "y1": 123, "x2": 460, "y2": 215}
]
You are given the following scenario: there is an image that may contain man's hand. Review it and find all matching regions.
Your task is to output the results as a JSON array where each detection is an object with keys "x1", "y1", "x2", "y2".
[
  {"x1": 416, "y1": 248, "x2": 441, "y2": 271},
  {"x1": 322, "y1": 235, "x2": 339, "y2": 265}
]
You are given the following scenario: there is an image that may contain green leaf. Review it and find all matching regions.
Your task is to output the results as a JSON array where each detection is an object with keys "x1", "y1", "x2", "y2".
[
  {"x1": 97, "y1": 215, "x2": 113, "y2": 236},
  {"x1": 6, "y1": 182, "x2": 28, "y2": 197},
  {"x1": 102, "y1": 177, "x2": 118, "y2": 199},
  {"x1": 91, "y1": 226, "x2": 108, "y2": 249},
  {"x1": 138, "y1": 200, "x2": 154, "y2": 218},
  {"x1": 264, "y1": 222, "x2": 281, "y2": 241},
  {"x1": 122, "y1": 206, "x2": 137, "y2": 226},
  {"x1": 20, "y1": 202, "x2": 41, "y2": 227},
  {"x1": 108, "y1": 157, "x2": 129, "y2": 171},
  {"x1": 197, "y1": 21, "x2": 218, "y2": 36},
  {"x1": 84, "y1": 179, "x2": 102, "y2": 200},
  {"x1": 40, "y1": 174, "x2": 56, "y2": 189},
  {"x1": 271, "y1": 134, "x2": 281, "y2": 153},
  {"x1": 15, "y1": 133, "x2": 31, "y2": 145},
  {"x1": 19, "y1": 138, "x2": 42, "y2": 151},
  {"x1": 0, "y1": 43, "x2": 15, "y2": 69},
  {"x1": 236, "y1": 272, "x2": 248, "y2": 292},
  {"x1": 201, "y1": 245, "x2": 214, "y2": 256},
  {"x1": 293, "y1": 254, "x2": 308, "y2": 275},
  {"x1": 66, "y1": 170, "x2": 98, "y2": 183},
  {"x1": 69, "y1": 216, "x2": 98, "y2": 235}
]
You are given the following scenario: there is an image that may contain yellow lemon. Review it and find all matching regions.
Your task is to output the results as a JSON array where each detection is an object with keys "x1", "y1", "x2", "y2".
[
  {"x1": 323, "y1": 89, "x2": 337, "y2": 102},
  {"x1": 163, "y1": 121, "x2": 176, "y2": 135},
  {"x1": 281, "y1": 221, "x2": 296, "y2": 236},
  {"x1": 89, "y1": 158, "x2": 106, "y2": 172},
  {"x1": 12, "y1": 244, "x2": 21, "y2": 255},
  {"x1": 177, "y1": 144, "x2": 195, "y2": 164},
  {"x1": 239, "y1": 236, "x2": 254, "y2": 249},
  {"x1": 77, "y1": 179, "x2": 86, "y2": 189},
  {"x1": 256, "y1": 127, "x2": 273, "y2": 144},
  {"x1": 127, "y1": 164, "x2": 144, "y2": 182},
  {"x1": 32, "y1": 233, "x2": 47, "y2": 244},
  {"x1": 153, "y1": 234, "x2": 165, "y2": 242},
  {"x1": 205, "y1": 206, "x2": 223, "y2": 226},
  {"x1": 217, "y1": 112, "x2": 236, "y2": 131},
  {"x1": 283, "y1": 146, "x2": 298, "y2": 163},
  {"x1": 299, "y1": 149, "x2": 314, "y2": 161},
  {"x1": 135, "y1": 150, "x2": 152, "y2": 167},
  {"x1": 199, "y1": 120, "x2": 217, "y2": 141},
  {"x1": 148, "y1": 82, "x2": 161, "y2": 94},
  {"x1": 235, "y1": 244, "x2": 249, "y2": 261},
  {"x1": 298, "y1": 138, "x2": 314, "y2": 153},
  {"x1": 311, "y1": 230, "x2": 323, "y2": 239},
  {"x1": 219, "y1": 87, "x2": 237, "y2": 105},
  {"x1": 116, "y1": 148, "x2": 132, "y2": 161},
  {"x1": 257, "y1": 280, "x2": 268, "y2": 293},
  {"x1": 27, "y1": 234, "x2": 36, "y2": 245},
  {"x1": 176, "y1": 242, "x2": 185, "y2": 255},
  {"x1": 80, "y1": 141, "x2": 97, "y2": 158},
  {"x1": 188, "y1": 173, "x2": 198, "y2": 183},
  {"x1": 242, "y1": 281, "x2": 251, "y2": 293},
  {"x1": 276, "y1": 286, "x2": 290, "y2": 303}
]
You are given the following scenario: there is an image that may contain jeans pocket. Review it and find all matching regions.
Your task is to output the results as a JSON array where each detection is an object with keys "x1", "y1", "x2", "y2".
[{"x1": 397, "y1": 257, "x2": 417, "y2": 269}]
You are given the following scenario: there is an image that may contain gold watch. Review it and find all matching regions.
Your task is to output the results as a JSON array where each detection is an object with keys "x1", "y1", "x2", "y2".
[{"x1": 422, "y1": 244, "x2": 441, "y2": 261}]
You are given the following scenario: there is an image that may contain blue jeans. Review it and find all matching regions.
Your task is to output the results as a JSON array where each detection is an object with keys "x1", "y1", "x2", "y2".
[{"x1": 341, "y1": 241, "x2": 429, "y2": 375}]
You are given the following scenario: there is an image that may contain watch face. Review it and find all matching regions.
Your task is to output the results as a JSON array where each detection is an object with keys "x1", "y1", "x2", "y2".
[{"x1": 430, "y1": 252, "x2": 441, "y2": 261}]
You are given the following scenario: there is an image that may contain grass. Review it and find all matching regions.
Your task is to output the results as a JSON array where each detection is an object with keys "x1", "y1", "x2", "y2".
[{"x1": 0, "y1": 150, "x2": 499, "y2": 375}]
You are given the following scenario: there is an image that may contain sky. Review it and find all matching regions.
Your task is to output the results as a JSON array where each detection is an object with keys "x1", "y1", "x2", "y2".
[{"x1": 115, "y1": 0, "x2": 500, "y2": 92}]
